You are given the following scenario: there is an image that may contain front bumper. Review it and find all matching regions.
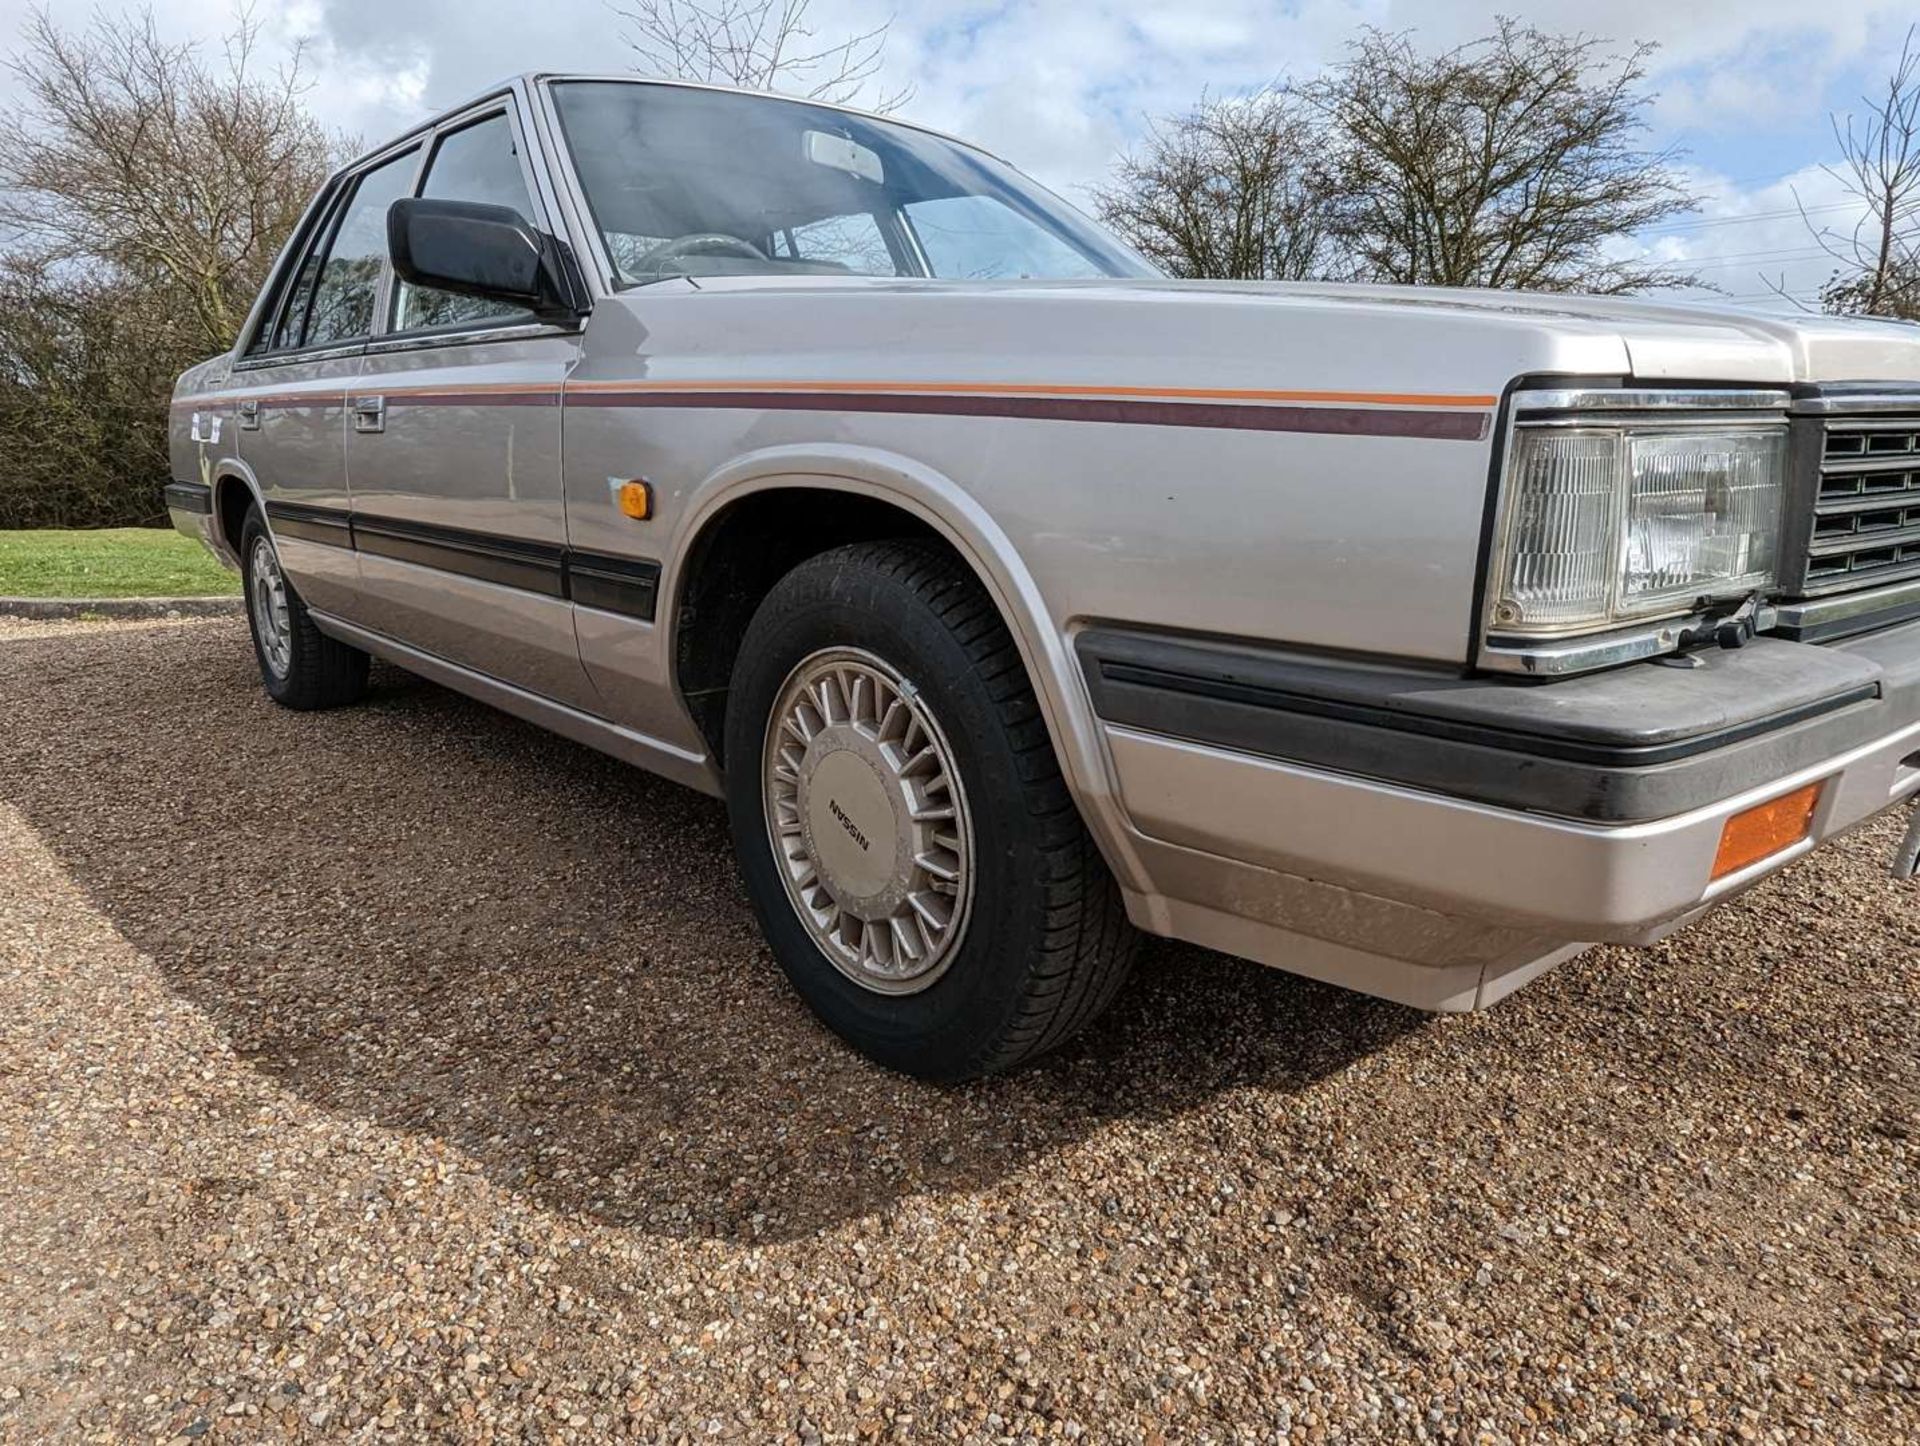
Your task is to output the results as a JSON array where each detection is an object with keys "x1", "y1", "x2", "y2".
[{"x1": 1083, "y1": 619, "x2": 1920, "y2": 1010}]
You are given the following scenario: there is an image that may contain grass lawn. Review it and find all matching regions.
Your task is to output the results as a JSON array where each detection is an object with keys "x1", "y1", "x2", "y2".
[{"x1": 0, "y1": 528, "x2": 239, "y2": 598}]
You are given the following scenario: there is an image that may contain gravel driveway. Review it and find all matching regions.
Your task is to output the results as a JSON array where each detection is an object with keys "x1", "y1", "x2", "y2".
[{"x1": 1, "y1": 615, "x2": 1916, "y2": 1444}]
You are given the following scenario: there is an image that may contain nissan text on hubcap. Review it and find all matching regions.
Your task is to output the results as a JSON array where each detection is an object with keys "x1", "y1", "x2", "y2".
[
  {"x1": 249, "y1": 538, "x2": 292, "y2": 679},
  {"x1": 763, "y1": 648, "x2": 975, "y2": 994}
]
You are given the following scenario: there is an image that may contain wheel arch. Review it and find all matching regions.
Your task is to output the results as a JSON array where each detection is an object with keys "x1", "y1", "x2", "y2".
[
  {"x1": 664, "y1": 445, "x2": 1147, "y2": 890},
  {"x1": 209, "y1": 461, "x2": 267, "y2": 565}
]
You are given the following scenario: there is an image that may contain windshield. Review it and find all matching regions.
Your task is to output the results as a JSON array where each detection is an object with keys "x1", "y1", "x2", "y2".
[{"x1": 548, "y1": 81, "x2": 1157, "y2": 286}]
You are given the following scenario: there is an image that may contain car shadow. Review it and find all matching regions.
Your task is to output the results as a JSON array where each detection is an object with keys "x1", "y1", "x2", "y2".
[{"x1": 0, "y1": 621, "x2": 1426, "y2": 1243}]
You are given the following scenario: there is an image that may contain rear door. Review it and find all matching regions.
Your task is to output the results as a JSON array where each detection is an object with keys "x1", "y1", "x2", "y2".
[
  {"x1": 344, "y1": 97, "x2": 596, "y2": 711},
  {"x1": 230, "y1": 146, "x2": 420, "y2": 615}
]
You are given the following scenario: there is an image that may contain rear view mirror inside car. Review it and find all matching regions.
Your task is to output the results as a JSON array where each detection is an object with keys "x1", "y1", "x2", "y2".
[{"x1": 805, "y1": 130, "x2": 883, "y2": 185}]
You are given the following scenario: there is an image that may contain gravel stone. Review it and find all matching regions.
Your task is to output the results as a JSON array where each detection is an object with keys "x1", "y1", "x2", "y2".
[{"x1": 1, "y1": 615, "x2": 1916, "y2": 1443}]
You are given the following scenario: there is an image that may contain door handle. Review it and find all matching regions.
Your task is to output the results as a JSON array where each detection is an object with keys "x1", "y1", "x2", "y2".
[
  {"x1": 352, "y1": 395, "x2": 386, "y2": 434},
  {"x1": 235, "y1": 399, "x2": 260, "y2": 431}
]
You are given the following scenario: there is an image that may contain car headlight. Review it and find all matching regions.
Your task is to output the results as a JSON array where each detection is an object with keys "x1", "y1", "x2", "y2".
[{"x1": 1485, "y1": 397, "x2": 1789, "y2": 644}]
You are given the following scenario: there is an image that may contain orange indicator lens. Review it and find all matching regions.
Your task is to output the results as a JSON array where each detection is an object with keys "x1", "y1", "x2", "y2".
[
  {"x1": 616, "y1": 480, "x2": 653, "y2": 520},
  {"x1": 1712, "y1": 783, "x2": 1822, "y2": 881}
]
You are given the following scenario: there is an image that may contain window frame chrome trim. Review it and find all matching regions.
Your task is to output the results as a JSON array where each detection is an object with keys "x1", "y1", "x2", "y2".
[
  {"x1": 231, "y1": 340, "x2": 370, "y2": 373},
  {"x1": 362, "y1": 318, "x2": 585, "y2": 357}
]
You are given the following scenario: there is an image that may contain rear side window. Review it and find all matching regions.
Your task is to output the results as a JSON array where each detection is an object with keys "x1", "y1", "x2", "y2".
[
  {"x1": 392, "y1": 112, "x2": 540, "y2": 333},
  {"x1": 300, "y1": 149, "x2": 419, "y2": 348},
  {"x1": 264, "y1": 229, "x2": 329, "y2": 352},
  {"x1": 248, "y1": 184, "x2": 345, "y2": 355}
]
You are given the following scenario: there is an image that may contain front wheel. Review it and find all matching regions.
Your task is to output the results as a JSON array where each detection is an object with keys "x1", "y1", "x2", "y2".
[
  {"x1": 723, "y1": 540, "x2": 1138, "y2": 1081},
  {"x1": 239, "y1": 507, "x2": 368, "y2": 711}
]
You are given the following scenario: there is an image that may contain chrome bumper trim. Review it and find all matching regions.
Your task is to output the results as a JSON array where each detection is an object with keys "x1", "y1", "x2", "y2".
[
  {"x1": 1773, "y1": 578, "x2": 1920, "y2": 633},
  {"x1": 1791, "y1": 391, "x2": 1920, "y2": 416},
  {"x1": 1515, "y1": 387, "x2": 1791, "y2": 414},
  {"x1": 1478, "y1": 604, "x2": 1778, "y2": 676}
]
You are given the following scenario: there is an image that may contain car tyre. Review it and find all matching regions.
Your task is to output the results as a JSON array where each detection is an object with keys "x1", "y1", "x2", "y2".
[
  {"x1": 239, "y1": 506, "x2": 368, "y2": 711},
  {"x1": 724, "y1": 539, "x2": 1138, "y2": 1081}
]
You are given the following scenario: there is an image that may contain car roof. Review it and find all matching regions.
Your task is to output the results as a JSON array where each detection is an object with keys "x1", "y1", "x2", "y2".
[{"x1": 331, "y1": 72, "x2": 1003, "y2": 182}]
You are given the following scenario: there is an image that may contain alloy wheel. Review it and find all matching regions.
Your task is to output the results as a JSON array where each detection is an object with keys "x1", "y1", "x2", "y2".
[
  {"x1": 248, "y1": 536, "x2": 293, "y2": 679},
  {"x1": 761, "y1": 647, "x2": 976, "y2": 995}
]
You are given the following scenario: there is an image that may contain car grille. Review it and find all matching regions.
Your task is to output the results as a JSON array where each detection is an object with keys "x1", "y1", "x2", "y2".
[{"x1": 1800, "y1": 415, "x2": 1920, "y2": 594}]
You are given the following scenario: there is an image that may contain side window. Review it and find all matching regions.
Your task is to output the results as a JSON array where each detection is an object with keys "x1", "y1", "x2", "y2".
[
  {"x1": 393, "y1": 112, "x2": 540, "y2": 332},
  {"x1": 243, "y1": 185, "x2": 340, "y2": 355},
  {"x1": 768, "y1": 213, "x2": 894, "y2": 275},
  {"x1": 303, "y1": 149, "x2": 419, "y2": 348},
  {"x1": 264, "y1": 236, "x2": 326, "y2": 352}
]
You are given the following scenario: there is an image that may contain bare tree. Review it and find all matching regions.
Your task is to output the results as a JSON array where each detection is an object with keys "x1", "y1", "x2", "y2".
[
  {"x1": 1090, "y1": 88, "x2": 1348, "y2": 281},
  {"x1": 1796, "y1": 28, "x2": 1920, "y2": 320},
  {"x1": 609, "y1": 0, "x2": 911, "y2": 112},
  {"x1": 1299, "y1": 20, "x2": 1700, "y2": 293},
  {"x1": 0, "y1": 6, "x2": 336, "y2": 527},
  {"x1": 0, "y1": 5, "x2": 337, "y2": 357}
]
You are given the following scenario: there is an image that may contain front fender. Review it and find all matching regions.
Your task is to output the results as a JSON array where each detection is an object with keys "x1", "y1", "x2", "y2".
[{"x1": 668, "y1": 443, "x2": 1151, "y2": 891}]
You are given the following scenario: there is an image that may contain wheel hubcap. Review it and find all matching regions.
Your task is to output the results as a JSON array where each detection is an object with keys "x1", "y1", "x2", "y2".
[
  {"x1": 762, "y1": 648, "x2": 975, "y2": 995},
  {"x1": 249, "y1": 538, "x2": 292, "y2": 679}
]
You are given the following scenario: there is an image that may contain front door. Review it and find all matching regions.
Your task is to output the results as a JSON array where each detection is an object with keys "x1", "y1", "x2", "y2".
[{"x1": 344, "y1": 100, "x2": 597, "y2": 712}]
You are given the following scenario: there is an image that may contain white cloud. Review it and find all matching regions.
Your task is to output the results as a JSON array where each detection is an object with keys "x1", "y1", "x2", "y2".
[
  {"x1": 0, "y1": 0, "x2": 1907, "y2": 304},
  {"x1": 1640, "y1": 164, "x2": 1873, "y2": 305},
  {"x1": 1364, "y1": 0, "x2": 1898, "y2": 66},
  {"x1": 2, "y1": 0, "x2": 1896, "y2": 183}
]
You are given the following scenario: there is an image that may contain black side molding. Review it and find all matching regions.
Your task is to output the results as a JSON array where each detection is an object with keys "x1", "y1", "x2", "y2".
[
  {"x1": 163, "y1": 480, "x2": 213, "y2": 515},
  {"x1": 264, "y1": 499, "x2": 353, "y2": 548},
  {"x1": 1078, "y1": 625, "x2": 1897, "y2": 823},
  {"x1": 565, "y1": 549, "x2": 661, "y2": 620},
  {"x1": 353, "y1": 513, "x2": 567, "y2": 598},
  {"x1": 258, "y1": 500, "x2": 663, "y2": 622}
]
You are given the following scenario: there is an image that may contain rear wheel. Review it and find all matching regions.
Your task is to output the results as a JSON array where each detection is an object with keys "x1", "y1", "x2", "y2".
[
  {"x1": 724, "y1": 540, "x2": 1138, "y2": 1080},
  {"x1": 239, "y1": 507, "x2": 368, "y2": 711}
]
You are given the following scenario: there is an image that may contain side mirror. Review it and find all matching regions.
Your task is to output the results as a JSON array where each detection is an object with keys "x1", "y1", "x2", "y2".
[{"x1": 387, "y1": 198, "x2": 583, "y2": 321}]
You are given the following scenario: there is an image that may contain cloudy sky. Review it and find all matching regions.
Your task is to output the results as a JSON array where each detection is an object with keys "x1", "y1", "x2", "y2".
[{"x1": 3, "y1": 0, "x2": 1913, "y2": 304}]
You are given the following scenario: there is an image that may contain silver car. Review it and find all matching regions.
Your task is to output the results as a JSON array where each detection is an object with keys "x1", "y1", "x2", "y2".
[{"x1": 167, "y1": 74, "x2": 1920, "y2": 1079}]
